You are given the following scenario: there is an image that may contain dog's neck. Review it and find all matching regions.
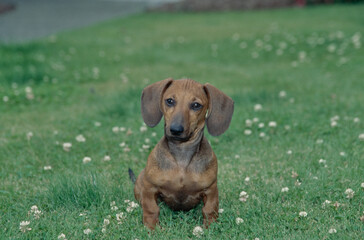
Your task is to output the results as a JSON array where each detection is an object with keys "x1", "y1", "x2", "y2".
[{"x1": 166, "y1": 129, "x2": 204, "y2": 168}]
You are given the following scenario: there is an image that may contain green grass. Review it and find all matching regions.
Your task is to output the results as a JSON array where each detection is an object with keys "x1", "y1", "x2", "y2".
[{"x1": 1, "y1": 4, "x2": 364, "y2": 239}]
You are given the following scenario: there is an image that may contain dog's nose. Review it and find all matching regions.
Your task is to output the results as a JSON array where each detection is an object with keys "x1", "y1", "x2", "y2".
[{"x1": 170, "y1": 124, "x2": 184, "y2": 136}]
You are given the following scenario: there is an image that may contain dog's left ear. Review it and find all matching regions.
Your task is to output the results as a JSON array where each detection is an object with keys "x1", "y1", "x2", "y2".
[
  {"x1": 204, "y1": 84, "x2": 234, "y2": 136},
  {"x1": 141, "y1": 78, "x2": 173, "y2": 127}
]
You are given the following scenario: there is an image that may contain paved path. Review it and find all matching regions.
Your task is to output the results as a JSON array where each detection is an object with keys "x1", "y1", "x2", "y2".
[{"x1": 0, "y1": 0, "x2": 179, "y2": 43}]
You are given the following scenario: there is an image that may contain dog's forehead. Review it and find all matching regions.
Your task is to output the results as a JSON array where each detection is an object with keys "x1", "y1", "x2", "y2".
[{"x1": 164, "y1": 79, "x2": 207, "y2": 100}]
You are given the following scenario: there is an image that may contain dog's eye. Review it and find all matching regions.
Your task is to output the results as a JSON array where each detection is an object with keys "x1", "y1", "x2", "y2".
[
  {"x1": 191, "y1": 102, "x2": 202, "y2": 111},
  {"x1": 165, "y1": 98, "x2": 175, "y2": 107}
]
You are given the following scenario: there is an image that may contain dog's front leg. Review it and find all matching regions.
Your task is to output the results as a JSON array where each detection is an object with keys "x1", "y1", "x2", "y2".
[
  {"x1": 141, "y1": 186, "x2": 160, "y2": 230},
  {"x1": 202, "y1": 181, "x2": 219, "y2": 226}
]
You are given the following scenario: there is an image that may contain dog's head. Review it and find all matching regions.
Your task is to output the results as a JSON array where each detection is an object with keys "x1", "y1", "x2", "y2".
[{"x1": 141, "y1": 78, "x2": 234, "y2": 141}]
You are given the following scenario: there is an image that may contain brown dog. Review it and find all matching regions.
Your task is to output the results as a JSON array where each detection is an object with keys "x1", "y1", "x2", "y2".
[{"x1": 134, "y1": 78, "x2": 234, "y2": 229}]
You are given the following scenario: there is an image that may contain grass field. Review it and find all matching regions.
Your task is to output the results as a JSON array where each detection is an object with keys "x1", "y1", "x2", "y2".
[{"x1": 1, "y1": 4, "x2": 364, "y2": 239}]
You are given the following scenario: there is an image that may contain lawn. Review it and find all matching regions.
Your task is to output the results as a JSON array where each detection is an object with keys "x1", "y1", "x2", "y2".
[{"x1": 1, "y1": 4, "x2": 364, "y2": 239}]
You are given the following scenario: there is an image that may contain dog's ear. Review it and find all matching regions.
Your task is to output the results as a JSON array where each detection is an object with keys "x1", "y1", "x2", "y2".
[
  {"x1": 204, "y1": 83, "x2": 234, "y2": 136},
  {"x1": 141, "y1": 78, "x2": 173, "y2": 127}
]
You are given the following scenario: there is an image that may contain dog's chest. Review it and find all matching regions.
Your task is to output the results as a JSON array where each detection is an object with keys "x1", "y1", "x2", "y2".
[{"x1": 157, "y1": 169, "x2": 205, "y2": 210}]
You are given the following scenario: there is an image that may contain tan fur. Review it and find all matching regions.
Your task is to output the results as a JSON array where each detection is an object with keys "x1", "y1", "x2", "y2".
[{"x1": 135, "y1": 78, "x2": 234, "y2": 229}]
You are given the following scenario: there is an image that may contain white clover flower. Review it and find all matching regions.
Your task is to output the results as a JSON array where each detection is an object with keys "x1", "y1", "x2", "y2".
[
  {"x1": 151, "y1": 132, "x2": 157, "y2": 137},
  {"x1": 140, "y1": 125, "x2": 147, "y2": 132},
  {"x1": 119, "y1": 142, "x2": 126, "y2": 147},
  {"x1": 111, "y1": 206, "x2": 118, "y2": 211},
  {"x1": 103, "y1": 219, "x2": 110, "y2": 226},
  {"x1": 361, "y1": 182, "x2": 364, "y2": 189},
  {"x1": 239, "y1": 191, "x2": 249, "y2": 202},
  {"x1": 316, "y1": 139, "x2": 323, "y2": 144},
  {"x1": 345, "y1": 188, "x2": 355, "y2": 199},
  {"x1": 103, "y1": 155, "x2": 111, "y2": 161},
  {"x1": 287, "y1": 150, "x2": 292, "y2": 155},
  {"x1": 268, "y1": 121, "x2": 277, "y2": 127},
  {"x1": 340, "y1": 152, "x2": 346, "y2": 156},
  {"x1": 258, "y1": 123, "x2": 265, "y2": 128},
  {"x1": 322, "y1": 200, "x2": 331, "y2": 207},
  {"x1": 331, "y1": 121, "x2": 338, "y2": 127},
  {"x1": 244, "y1": 129, "x2": 252, "y2": 136},
  {"x1": 116, "y1": 212, "x2": 126, "y2": 223},
  {"x1": 245, "y1": 177, "x2": 250, "y2": 182},
  {"x1": 19, "y1": 221, "x2": 31, "y2": 232},
  {"x1": 25, "y1": 86, "x2": 32, "y2": 94},
  {"x1": 218, "y1": 208, "x2": 224, "y2": 213},
  {"x1": 359, "y1": 133, "x2": 364, "y2": 141},
  {"x1": 299, "y1": 211, "x2": 307, "y2": 217},
  {"x1": 58, "y1": 233, "x2": 67, "y2": 240},
  {"x1": 192, "y1": 226, "x2": 204, "y2": 237},
  {"x1": 112, "y1": 126, "x2": 119, "y2": 133},
  {"x1": 75, "y1": 134, "x2": 86, "y2": 142},
  {"x1": 124, "y1": 199, "x2": 130, "y2": 203},
  {"x1": 331, "y1": 115, "x2": 340, "y2": 122},
  {"x1": 295, "y1": 180, "x2": 301, "y2": 186},
  {"x1": 254, "y1": 104, "x2": 262, "y2": 111},
  {"x1": 82, "y1": 157, "x2": 91, "y2": 164},
  {"x1": 327, "y1": 44, "x2": 336, "y2": 53},
  {"x1": 142, "y1": 144, "x2": 150, "y2": 149},
  {"x1": 44, "y1": 166, "x2": 52, "y2": 170},
  {"x1": 259, "y1": 132, "x2": 266, "y2": 138},
  {"x1": 119, "y1": 127, "x2": 126, "y2": 132},
  {"x1": 253, "y1": 117, "x2": 259, "y2": 123},
  {"x1": 284, "y1": 125, "x2": 291, "y2": 130},
  {"x1": 63, "y1": 142, "x2": 72, "y2": 152},
  {"x1": 298, "y1": 51, "x2": 306, "y2": 61},
  {"x1": 110, "y1": 201, "x2": 116, "y2": 206},
  {"x1": 101, "y1": 228, "x2": 106, "y2": 233},
  {"x1": 353, "y1": 117, "x2": 360, "y2": 123},
  {"x1": 26, "y1": 132, "x2": 33, "y2": 140},
  {"x1": 245, "y1": 119, "x2": 253, "y2": 127},
  {"x1": 235, "y1": 217, "x2": 244, "y2": 224},
  {"x1": 279, "y1": 91, "x2": 287, "y2": 98},
  {"x1": 281, "y1": 187, "x2": 289, "y2": 192},
  {"x1": 3, "y1": 96, "x2": 9, "y2": 102},
  {"x1": 329, "y1": 228, "x2": 337, "y2": 234},
  {"x1": 145, "y1": 138, "x2": 150, "y2": 143},
  {"x1": 29, "y1": 205, "x2": 42, "y2": 219},
  {"x1": 83, "y1": 229, "x2": 92, "y2": 235},
  {"x1": 319, "y1": 159, "x2": 326, "y2": 164},
  {"x1": 126, "y1": 201, "x2": 139, "y2": 212},
  {"x1": 94, "y1": 122, "x2": 101, "y2": 127},
  {"x1": 234, "y1": 154, "x2": 240, "y2": 159}
]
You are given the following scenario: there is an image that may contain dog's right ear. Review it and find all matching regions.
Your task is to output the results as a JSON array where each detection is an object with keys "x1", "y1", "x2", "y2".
[{"x1": 141, "y1": 78, "x2": 173, "y2": 127}]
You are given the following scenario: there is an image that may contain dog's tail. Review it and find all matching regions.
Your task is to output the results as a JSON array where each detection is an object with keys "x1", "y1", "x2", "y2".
[{"x1": 128, "y1": 168, "x2": 136, "y2": 184}]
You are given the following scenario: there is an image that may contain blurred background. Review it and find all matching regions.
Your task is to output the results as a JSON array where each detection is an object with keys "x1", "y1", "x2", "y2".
[{"x1": 1, "y1": 0, "x2": 363, "y2": 43}]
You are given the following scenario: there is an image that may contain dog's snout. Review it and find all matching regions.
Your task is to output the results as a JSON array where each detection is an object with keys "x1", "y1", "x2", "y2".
[{"x1": 170, "y1": 124, "x2": 184, "y2": 136}]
